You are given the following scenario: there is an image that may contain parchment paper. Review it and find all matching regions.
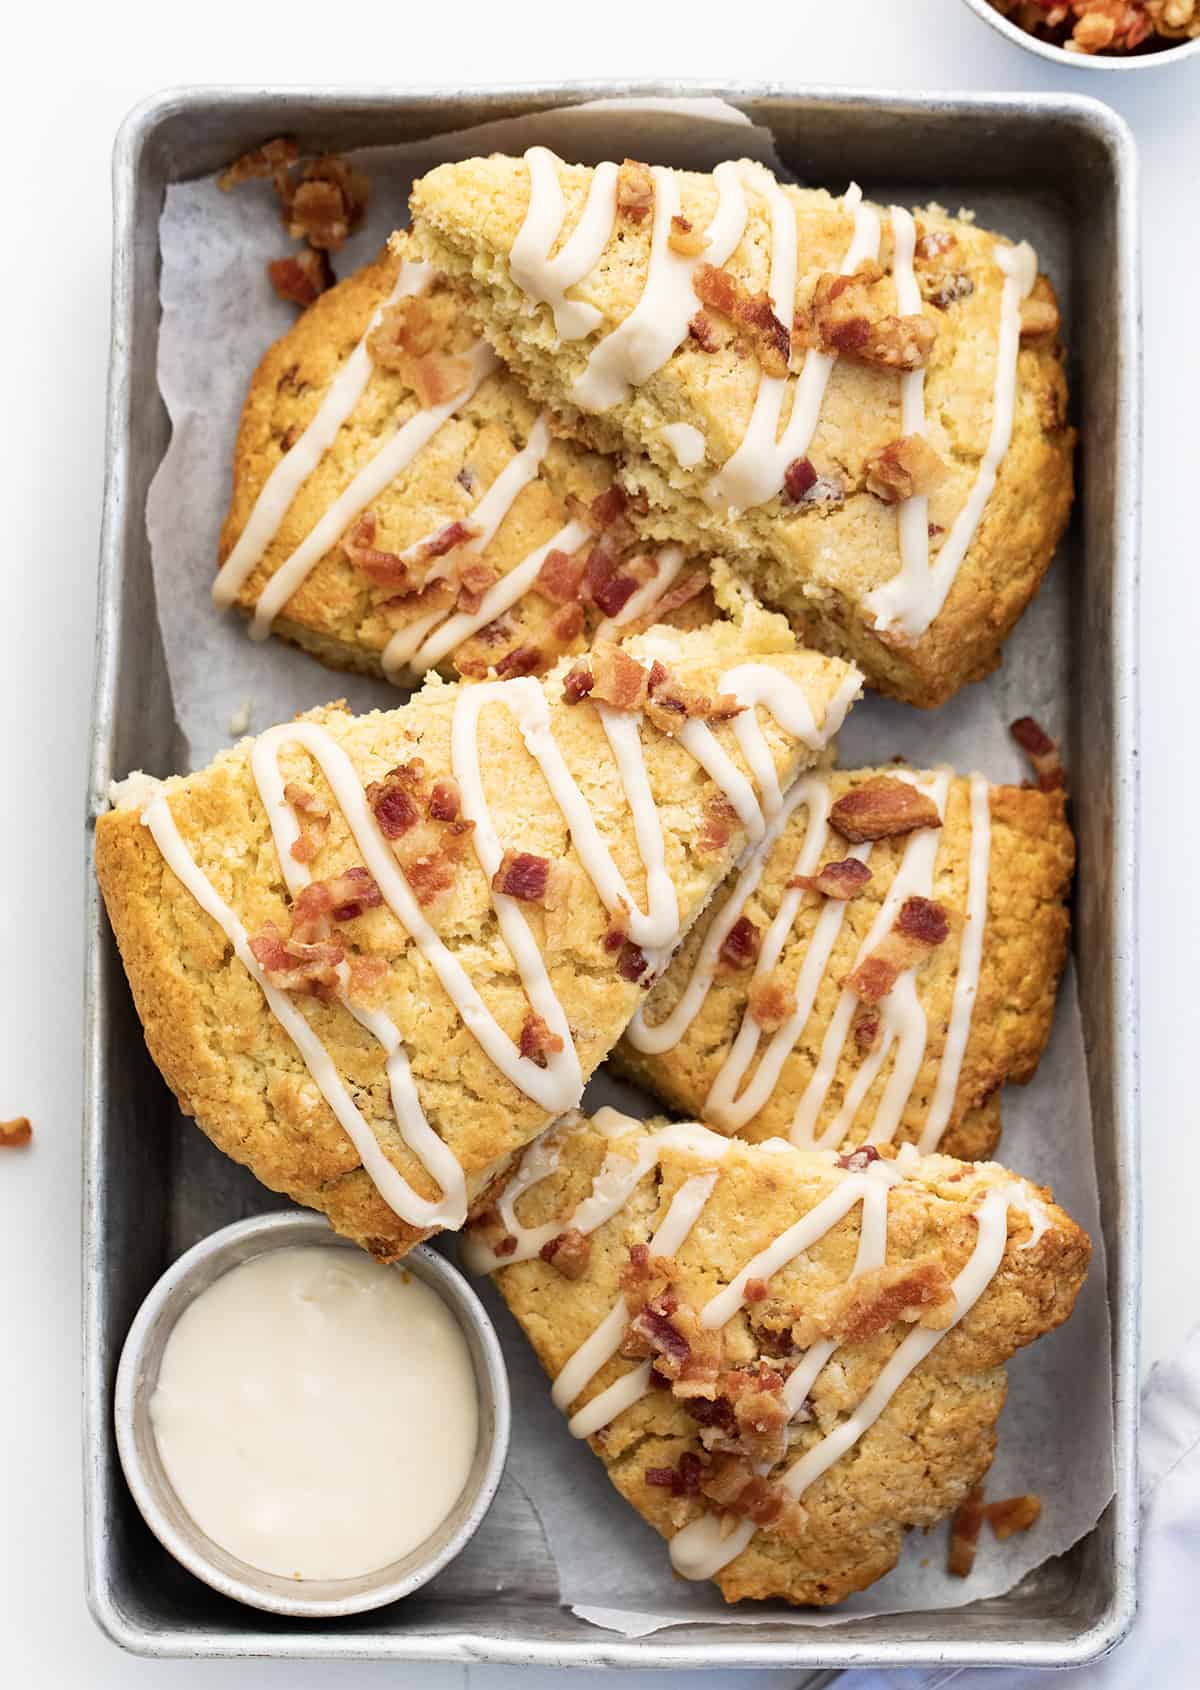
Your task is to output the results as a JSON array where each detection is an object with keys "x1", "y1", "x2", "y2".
[{"x1": 146, "y1": 97, "x2": 1113, "y2": 1636}]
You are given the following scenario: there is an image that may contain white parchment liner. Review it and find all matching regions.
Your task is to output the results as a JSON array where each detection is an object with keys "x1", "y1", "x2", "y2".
[{"x1": 146, "y1": 97, "x2": 1113, "y2": 1636}]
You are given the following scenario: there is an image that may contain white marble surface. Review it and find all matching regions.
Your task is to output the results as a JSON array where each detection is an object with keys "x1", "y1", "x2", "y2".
[{"x1": 2, "y1": 2, "x2": 1191, "y2": 1683}]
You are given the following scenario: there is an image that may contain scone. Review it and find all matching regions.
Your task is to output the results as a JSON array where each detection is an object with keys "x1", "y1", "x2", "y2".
[
  {"x1": 614, "y1": 767, "x2": 1073, "y2": 1161},
  {"x1": 464, "y1": 1109, "x2": 1090, "y2": 1606},
  {"x1": 409, "y1": 151, "x2": 1075, "y2": 707},
  {"x1": 94, "y1": 615, "x2": 859, "y2": 1259},
  {"x1": 216, "y1": 235, "x2": 726, "y2": 685}
]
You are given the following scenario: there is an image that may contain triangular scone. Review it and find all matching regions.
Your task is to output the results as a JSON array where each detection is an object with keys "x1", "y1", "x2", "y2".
[
  {"x1": 465, "y1": 1110, "x2": 1089, "y2": 1606},
  {"x1": 217, "y1": 235, "x2": 726, "y2": 687},
  {"x1": 95, "y1": 617, "x2": 859, "y2": 1260},
  {"x1": 409, "y1": 153, "x2": 1074, "y2": 708},
  {"x1": 613, "y1": 767, "x2": 1073, "y2": 1161}
]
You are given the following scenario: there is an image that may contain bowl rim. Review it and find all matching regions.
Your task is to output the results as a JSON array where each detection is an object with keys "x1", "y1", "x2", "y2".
[
  {"x1": 114, "y1": 1210, "x2": 511, "y2": 1618},
  {"x1": 959, "y1": 0, "x2": 1200, "y2": 69}
]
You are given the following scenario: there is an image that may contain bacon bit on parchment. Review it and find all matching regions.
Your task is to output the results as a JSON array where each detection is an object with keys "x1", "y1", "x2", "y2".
[
  {"x1": 948, "y1": 1482, "x2": 987, "y2": 1577},
  {"x1": 267, "y1": 249, "x2": 334, "y2": 309},
  {"x1": 1010, "y1": 716, "x2": 1067, "y2": 793},
  {"x1": 0, "y1": 1118, "x2": 32, "y2": 1148}
]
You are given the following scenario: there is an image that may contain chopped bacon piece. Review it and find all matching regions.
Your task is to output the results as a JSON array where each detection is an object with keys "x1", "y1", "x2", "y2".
[
  {"x1": 830, "y1": 1259, "x2": 956, "y2": 1345},
  {"x1": 454, "y1": 556, "x2": 500, "y2": 615},
  {"x1": 623, "y1": 1288, "x2": 723, "y2": 1397},
  {"x1": 644, "y1": 1450, "x2": 704, "y2": 1496},
  {"x1": 692, "y1": 264, "x2": 790, "y2": 376},
  {"x1": 490, "y1": 644, "x2": 542, "y2": 679},
  {"x1": 627, "y1": 1303, "x2": 691, "y2": 1366},
  {"x1": 627, "y1": 566, "x2": 711, "y2": 634},
  {"x1": 789, "y1": 857, "x2": 872, "y2": 900},
  {"x1": 493, "y1": 1234, "x2": 518, "y2": 1259},
  {"x1": 643, "y1": 663, "x2": 744, "y2": 737},
  {"x1": 416, "y1": 520, "x2": 479, "y2": 569},
  {"x1": 366, "y1": 761, "x2": 476, "y2": 911},
  {"x1": 267, "y1": 249, "x2": 334, "y2": 308},
  {"x1": 428, "y1": 779, "x2": 462, "y2": 822},
  {"x1": 986, "y1": 1493, "x2": 1041, "y2": 1541},
  {"x1": 700, "y1": 1456, "x2": 786, "y2": 1526},
  {"x1": 617, "y1": 941, "x2": 650, "y2": 984},
  {"x1": 538, "y1": 1226, "x2": 590, "y2": 1278},
  {"x1": 562, "y1": 663, "x2": 595, "y2": 704},
  {"x1": 218, "y1": 135, "x2": 299, "y2": 193},
  {"x1": 284, "y1": 780, "x2": 331, "y2": 864},
  {"x1": 783, "y1": 457, "x2": 818, "y2": 502},
  {"x1": 0, "y1": 1117, "x2": 31, "y2": 1148},
  {"x1": 367, "y1": 765, "x2": 423, "y2": 838},
  {"x1": 519, "y1": 1012, "x2": 565, "y2": 1068},
  {"x1": 342, "y1": 511, "x2": 411, "y2": 590},
  {"x1": 829, "y1": 777, "x2": 942, "y2": 843},
  {"x1": 837, "y1": 1144, "x2": 880, "y2": 1171},
  {"x1": 534, "y1": 546, "x2": 588, "y2": 606},
  {"x1": 492, "y1": 849, "x2": 551, "y2": 903},
  {"x1": 948, "y1": 1483, "x2": 986, "y2": 1578},
  {"x1": 846, "y1": 895, "x2": 950, "y2": 1003},
  {"x1": 864, "y1": 434, "x2": 947, "y2": 503},
  {"x1": 688, "y1": 310, "x2": 726, "y2": 353},
  {"x1": 291, "y1": 866, "x2": 383, "y2": 943},
  {"x1": 720, "y1": 1362, "x2": 791, "y2": 1465},
  {"x1": 584, "y1": 643, "x2": 651, "y2": 710},
  {"x1": 1010, "y1": 715, "x2": 1067, "y2": 792},
  {"x1": 585, "y1": 551, "x2": 638, "y2": 619},
  {"x1": 286, "y1": 156, "x2": 369, "y2": 252},
  {"x1": 747, "y1": 970, "x2": 796, "y2": 1032},
  {"x1": 854, "y1": 1008, "x2": 881, "y2": 1050},
  {"x1": 811, "y1": 262, "x2": 937, "y2": 370},
  {"x1": 719, "y1": 915, "x2": 760, "y2": 971},
  {"x1": 249, "y1": 924, "x2": 344, "y2": 994},
  {"x1": 617, "y1": 158, "x2": 655, "y2": 222},
  {"x1": 548, "y1": 601, "x2": 585, "y2": 646},
  {"x1": 698, "y1": 793, "x2": 739, "y2": 855},
  {"x1": 745, "y1": 1278, "x2": 769, "y2": 1303},
  {"x1": 668, "y1": 213, "x2": 708, "y2": 257}
]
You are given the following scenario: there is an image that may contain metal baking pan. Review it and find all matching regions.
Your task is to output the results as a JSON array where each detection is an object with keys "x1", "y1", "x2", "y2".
[{"x1": 84, "y1": 83, "x2": 1140, "y2": 1671}]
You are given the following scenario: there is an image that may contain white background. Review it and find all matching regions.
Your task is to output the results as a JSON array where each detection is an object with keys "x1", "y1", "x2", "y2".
[{"x1": 2, "y1": 2, "x2": 1192, "y2": 1684}]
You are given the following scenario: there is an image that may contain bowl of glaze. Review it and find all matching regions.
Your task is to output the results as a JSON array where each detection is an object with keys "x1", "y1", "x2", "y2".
[
  {"x1": 960, "y1": 0, "x2": 1200, "y2": 68},
  {"x1": 114, "y1": 1210, "x2": 510, "y2": 1617}
]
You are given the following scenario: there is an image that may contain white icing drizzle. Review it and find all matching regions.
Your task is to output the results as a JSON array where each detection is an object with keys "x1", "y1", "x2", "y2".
[
  {"x1": 571, "y1": 161, "x2": 749, "y2": 412},
  {"x1": 594, "y1": 545, "x2": 686, "y2": 643},
  {"x1": 474, "y1": 1112, "x2": 1045, "y2": 1579},
  {"x1": 704, "y1": 180, "x2": 881, "y2": 515},
  {"x1": 248, "y1": 340, "x2": 499, "y2": 639},
  {"x1": 889, "y1": 206, "x2": 932, "y2": 617},
  {"x1": 510, "y1": 150, "x2": 620, "y2": 340},
  {"x1": 630, "y1": 766, "x2": 992, "y2": 1156},
  {"x1": 864, "y1": 239, "x2": 1039, "y2": 640},
  {"x1": 659, "y1": 422, "x2": 707, "y2": 470},
  {"x1": 212, "y1": 258, "x2": 434, "y2": 610},
  {"x1": 137, "y1": 653, "x2": 850, "y2": 1227}
]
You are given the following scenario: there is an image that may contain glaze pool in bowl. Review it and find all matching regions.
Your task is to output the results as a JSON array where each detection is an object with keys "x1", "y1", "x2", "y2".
[{"x1": 114, "y1": 1211, "x2": 510, "y2": 1618}]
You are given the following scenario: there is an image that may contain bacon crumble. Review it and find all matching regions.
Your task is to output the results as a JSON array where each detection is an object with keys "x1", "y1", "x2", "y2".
[
  {"x1": 617, "y1": 158, "x2": 655, "y2": 222},
  {"x1": 864, "y1": 434, "x2": 947, "y2": 503},
  {"x1": 948, "y1": 1483, "x2": 987, "y2": 1578},
  {"x1": 644, "y1": 1451, "x2": 704, "y2": 1497},
  {"x1": 218, "y1": 136, "x2": 299, "y2": 194},
  {"x1": 783, "y1": 457, "x2": 818, "y2": 502},
  {"x1": 698, "y1": 793, "x2": 740, "y2": 855},
  {"x1": 0, "y1": 1117, "x2": 32, "y2": 1148},
  {"x1": 248, "y1": 924, "x2": 344, "y2": 994},
  {"x1": 492, "y1": 849, "x2": 552, "y2": 903},
  {"x1": 693, "y1": 263, "x2": 791, "y2": 376},
  {"x1": 829, "y1": 777, "x2": 942, "y2": 843},
  {"x1": 811, "y1": 262, "x2": 937, "y2": 370},
  {"x1": 291, "y1": 866, "x2": 384, "y2": 943},
  {"x1": 789, "y1": 857, "x2": 872, "y2": 900},
  {"x1": 986, "y1": 1493, "x2": 1042, "y2": 1541},
  {"x1": 1010, "y1": 716, "x2": 1067, "y2": 792},
  {"x1": 519, "y1": 1012, "x2": 566, "y2": 1069},
  {"x1": 538, "y1": 1226, "x2": 591, "y2": 1279},
  {"x1": 846, "y1": 896, "x2": 951, "y2": 1003},
  {"x1": 267, "y1": 249, "x2": 334, "y2": 308},
  {"x1": 719, "y1": 915, "x2": 761, "y2": 971},
  {"x1": 365, "y1": 761, "x2": 476, "y2": 909}
]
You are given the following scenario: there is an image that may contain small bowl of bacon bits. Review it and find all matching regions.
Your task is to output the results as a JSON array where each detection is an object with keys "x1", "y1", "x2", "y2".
[{"x1": 963, "y1": 0, "x2": 1200, "y2": 66}]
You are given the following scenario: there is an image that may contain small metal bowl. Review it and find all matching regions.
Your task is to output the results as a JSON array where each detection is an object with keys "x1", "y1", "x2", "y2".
[
  {"x1": 961, "y1": 0, "x2": 1200, "y2": 69},
  {"x1": 115, "y1": 1210, "x2": 510, "y2": 1618}
]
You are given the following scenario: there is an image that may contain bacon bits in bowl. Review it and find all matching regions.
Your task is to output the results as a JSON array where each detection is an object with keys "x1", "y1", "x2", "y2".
[{"x1": 962, "y1": 0, "x2": 1200, "y2": 65}]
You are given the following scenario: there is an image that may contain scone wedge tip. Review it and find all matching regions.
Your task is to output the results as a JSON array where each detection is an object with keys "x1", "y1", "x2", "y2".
[{"x1": 95, "y1": 620, "x2": 859, "y2": 1260}]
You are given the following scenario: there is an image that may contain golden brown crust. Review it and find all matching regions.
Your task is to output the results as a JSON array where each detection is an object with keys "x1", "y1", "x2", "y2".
[
  {"x1": 220, "y1": 242, "x2": 723, "y2": 685},
  {"x1": 480, "y1": 1114, "x2": 1090, "y2": 1605},
  {"x1": 409, "y1": 159, "x2": 1075, "y2": 707},
  {"x1": 95, "y1": 620, "x2": 855, "y2": 1259},
  {"x1": 613, "y1": 773, "x2": 1074, "y2": 1160}
]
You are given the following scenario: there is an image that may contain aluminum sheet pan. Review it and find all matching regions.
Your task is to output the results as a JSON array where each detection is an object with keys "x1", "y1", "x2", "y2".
[{"x1": 84, "y1": 82, "x2": 1140, "y2": 1672}]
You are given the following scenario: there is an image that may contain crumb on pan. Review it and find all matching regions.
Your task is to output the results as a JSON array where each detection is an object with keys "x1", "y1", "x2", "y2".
[{"x1": 0, "y1": 1117, "x2": 32, "y2": 1148}]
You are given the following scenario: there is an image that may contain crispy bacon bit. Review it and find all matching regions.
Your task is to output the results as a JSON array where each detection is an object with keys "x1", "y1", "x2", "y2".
[
  {"x1": 634, "y1": 565, "x2": 711, "y2": 629},
  {"x1": 534, "y1": 546, "x2": 589, "y2": 606},
  {"x1": 342, "y1": 512, "x2": 411, "y2": 589},
  {"x1": 721, "y1": 1362, "x2": 791, "y2": 1464},
  {"x1": 291, "y1": 866, "x2": 384, "y2": 943},
  {"x1": 846, "y1": 896, "x2": 950, "y2": 1003},
  {"x1": 617, "y1": 158, "x2": 655, "y2": 222},
  {"x1": 745, "y1": 1278, "x2": 769, "y2": 1303},
  {"x1": 520, "y1": 1012, "x2": 565, "y2": 1069},
  {"x1": 700, "y1": 1456, "x2": 786, "y2": 1526},
  {"x1": 837, "y1": 1144, "x2": 880, "y2": 1171},
  {"x1": 0, "y1": 1117, "x2": 31, "y2": 1148},
  {"x1": 493, "y1": 644, "x2": 544, "y2": 679},
  {"x1": 627, "y1": 1303, "x2": 691, "y2": 1365},
  {"x1": 698, "y1": 793, "x2": 739, "y2": 856},
  {"x1": 747, "y1": 971, "x2": 796, "y2": 1032},
  {"x1": 283, "y1": 780, "x2": 331, "y2": 864},
  {"x1": 688, "y1": 310, "x2": 726, "y2": 353},
  {"x1": 645, "y1": 1450, "x2": 704, "y2": 1496},
  {"x1": 831, "y1": 1259, "x2": 956, "y2": 1345},
  {"x1": 579, "y1": 642, "x2": 648, "y2": 711},
  {"x1": 624, "y1": 1289, "x2": 723, "y2": 1396},
  {"x1": 811, "y1": 263, "x2": 937, "y2": 370},
  {"x1": 549, "y1": 601, "x2": 585, "y2": 647},
  {"x1": 668, "y1": 213, "x2": 708, "y2": 257},
  {"x1": 1020, "y1": 289, "x2": 1060, "y2": 339},
  {"x1": 719, "y1": 915, "x2": 761, "y2": 971},
  {"x1": 986, "y1": 1494, "x2": 1042, "y2": 1541},
  {"x1": 643, "y1": 664, "x2": 744, "y2": 738},
  {"x1": 948, "y1": 1483, "x2": 987, "y2": 1578},
  {"x1": 853, "y1": 1008, "x2": 881, "y2": 1050},
  {"x1": 830, "y1": 777, "x2": 942, "y2": 843},
  {"x1": 367, "y1": 764, "x2": 424, "y2": 838},
  {"x1": 563, "y1": 664, "x2": 595, "y2": 704},
  {"x1": 416, "y1": 520, "x2": 479, "y2": 569},
  {"x1": 789, "y1": 857, "x2": 873, "y2": 900},
  {"x1": 249, "y1": 924, "x2": 344, "y2": 994},
  {"x1": 492, "y1": 849, "x2": 551, "y2": 903},
  {"x1": 1011, "y1": 715, "x2": 1067, "y2": 792},
  {"x1": 783, "y1": 457, "x2": 818, "y2": 502},
  {"x1": 617, "y1": 941, "x2": 650, "y2": 984},
  {"x1": 367, "y1": 761, "x2": 476, "y2": 910},
  {"x1": 285, "y1": 156, "x2": 370, "y2": 252},
  {"x1": 692, "y1": 264, "x2": 791, "y2": 376},
  {"x1": 218, "y1": 136, "x2": 299, "y2": 193},
  {"x1": 864, "y1": 434, "x2": 947, "y2": 503},
  {"x1": 428, "y1": 779, "x2": 462, "y2": 822},
  {"x1": 267, "y1": 249, "x2": 334, "y2": 308},
  {"x1": 539, "y1": 1226, "x2": 590, "y2": 1278},
  {"x1": 454, "y1": 557, "x2": 500, "y2": 615},
  {"x1": 493, "y1": 1234, "x2": 518, "y2": 1259}
]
